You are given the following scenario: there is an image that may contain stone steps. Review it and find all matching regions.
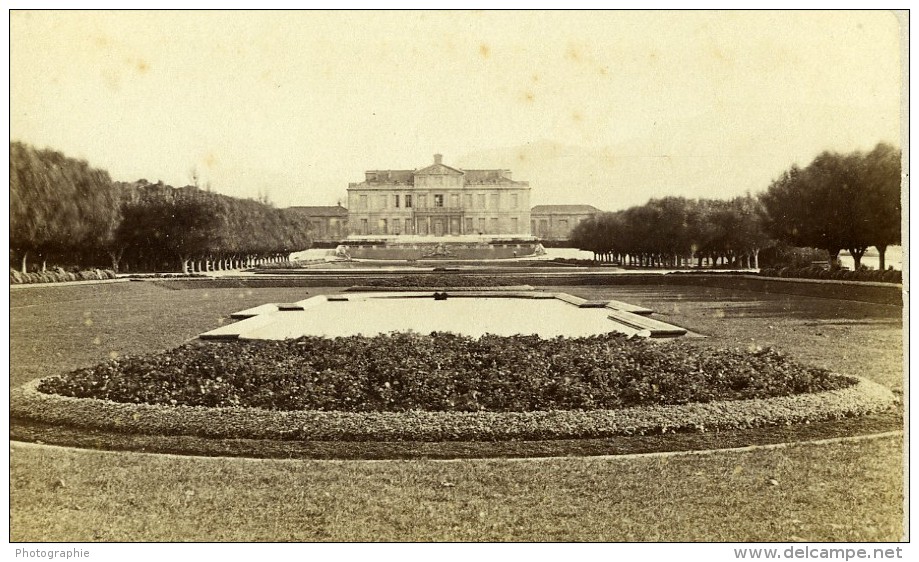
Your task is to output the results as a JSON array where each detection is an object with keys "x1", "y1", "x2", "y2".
[
  {"x1": 553, "y1": 293, "x2": 654, "y2": 315},
  {"x1": 200, "y1": 313, "x2": 279, "y2": 340},
  {"x1": 605, "y1": 309, "x2": 687, "y2": 338},
  {"x1": 601, "y1": 299, "x2": 654, "y2": 315}
]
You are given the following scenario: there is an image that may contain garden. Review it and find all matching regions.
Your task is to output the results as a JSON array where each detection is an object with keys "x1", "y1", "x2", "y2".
[
  {"x1": 4, "y1": 141, "x2": 906, "y2": 539},
  {"x1": 10, "y1": 281, "x2": 904, "y2": 541},
  {"x1": 12, "y1": 281, "x2": 901, "y2": 448}
]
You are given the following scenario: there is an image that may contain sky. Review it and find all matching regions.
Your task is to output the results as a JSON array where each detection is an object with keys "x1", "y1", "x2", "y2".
[{"x1": 10, "y1": 10, "x2": 904, "y2": 210}]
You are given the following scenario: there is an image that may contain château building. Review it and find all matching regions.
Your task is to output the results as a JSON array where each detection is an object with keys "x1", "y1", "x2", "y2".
[
  {"x1": 530, "y1": 204, "x2": 601, "y2": 241},
  {"x1": 346, "y1": 154, "x2": 531, "y2": 237},
  {"x1": 287, "y1": 204, "x2": 349, "y2": 242}
]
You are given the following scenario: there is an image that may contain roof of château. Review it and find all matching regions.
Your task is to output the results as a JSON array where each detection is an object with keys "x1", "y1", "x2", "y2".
[
  {"x1": 355, "y1": 155, "x2": 526, "y2": 186},
  {"x1": 364, "y1": 170, "x2": 416, "y2": 184},
  {"x1": 531, "y1": 204, "x2": 601, "y2": 214},
  {"x1": 462, "y1": 169, "x2": 520, "y2": 184}
]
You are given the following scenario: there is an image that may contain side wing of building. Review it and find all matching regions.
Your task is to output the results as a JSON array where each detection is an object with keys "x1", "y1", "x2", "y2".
[
  {"x1": 286, "y1": 205, "x2": 350, "y2": 242},
  {"x1": 530, "y1": 205, "x2": 601, "y2": 241}
]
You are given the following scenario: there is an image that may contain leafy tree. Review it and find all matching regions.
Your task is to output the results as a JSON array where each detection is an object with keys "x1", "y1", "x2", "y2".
[
  {"x1": 760, "y1": 144, "x2": 901, "y2": 269},
  {"x1": 10, "y1": 142, "x2": 118, "y2": 271},
  {"x1": 860, "y1": 143, "x2": 901, "y2": 270}
]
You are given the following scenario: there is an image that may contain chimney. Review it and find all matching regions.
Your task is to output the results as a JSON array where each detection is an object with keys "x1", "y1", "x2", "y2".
[{"x1": 434, "y1": 153, "x2": 443, "y2": 165}]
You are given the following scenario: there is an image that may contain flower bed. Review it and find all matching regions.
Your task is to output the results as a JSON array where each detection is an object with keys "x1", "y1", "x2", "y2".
[
  {"x1": 364, "y1": 275, "x2": 520, "y2": 288},
  {"x1": 10, "y1": 268, "x2": 117, "y2": 284},
  {"x1": 126, "y1": 273, "x2": 208, "y2": 279},
  {"x1": 254, "y1": 260, "x2": 326, "y2": 270},
  {"x1": 759, "y1": 266, "x2": 902, "y2": 284},
  {"x1": 12, "y1": 375, "x2": 896, "y2": 442},
  {"x1": 38, "y1": 333, "x2": 849, "y2": 412}
]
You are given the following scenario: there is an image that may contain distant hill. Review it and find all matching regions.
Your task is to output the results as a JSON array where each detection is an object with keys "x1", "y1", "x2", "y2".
[{"x1": 457, "y1": 103, "x2": 899, "y2": 211}]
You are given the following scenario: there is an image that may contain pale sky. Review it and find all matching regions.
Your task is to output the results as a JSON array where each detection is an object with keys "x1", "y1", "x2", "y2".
[{"x1": 10, "y1": 10, "x2": 903, "y2": 210}]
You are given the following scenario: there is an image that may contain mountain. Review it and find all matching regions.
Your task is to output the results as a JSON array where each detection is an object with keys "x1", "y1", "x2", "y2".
[{"x1": 456, "y1": 103, "x2": 899, "y2": 211}]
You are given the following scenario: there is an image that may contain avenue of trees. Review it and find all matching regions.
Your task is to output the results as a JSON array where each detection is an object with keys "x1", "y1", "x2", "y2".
[
  {"x1": 10, "y1": 142, "x2": 312, "y2": 274},
  {"x1": 571, "y1": 143, "x2": 901, "y2": 270},
  {"x1": 571, "y1": 195, "x2": 772, "y2": 268}
]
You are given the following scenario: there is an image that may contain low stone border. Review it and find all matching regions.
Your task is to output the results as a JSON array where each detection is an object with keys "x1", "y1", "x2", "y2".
[{"x1": 11, "y1": 375, "x2": 897, "y2": 442}]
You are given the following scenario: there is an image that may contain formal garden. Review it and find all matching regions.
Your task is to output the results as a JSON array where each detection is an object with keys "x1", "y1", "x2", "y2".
[
  {"x1": 9, "y1": 141, "x2": 904, "y2": 541},
  {"x1": 10, "y1": 279, "x2": 903, "y2": 541}
]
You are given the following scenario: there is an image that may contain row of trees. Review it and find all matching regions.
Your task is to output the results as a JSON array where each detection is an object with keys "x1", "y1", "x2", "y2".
[
  {"x1": 10, "y1": 141, "x2": 120, "y2": 272},
  {"x1": 571, "y1": 195, "x2": 771, "y2": 268},
  {"x1": 10, "y1": 142, "x2": 312, "y2": 273},
  {"x1": 571, "y1": 143, "x2": 901, "y2": 270}
]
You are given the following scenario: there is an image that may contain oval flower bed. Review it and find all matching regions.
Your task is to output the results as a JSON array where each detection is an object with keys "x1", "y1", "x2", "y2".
[
  {"x1": 11, "y1": 333, "x2": 897, "y2": 442},
  {"x1": 39, "y1": 333, "x2": 849, "y2": 411}
]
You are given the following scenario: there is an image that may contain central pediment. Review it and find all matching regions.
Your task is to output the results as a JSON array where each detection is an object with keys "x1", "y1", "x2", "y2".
[{"x1": 414, "y1": 162, "x2": 464, "y2": 176}]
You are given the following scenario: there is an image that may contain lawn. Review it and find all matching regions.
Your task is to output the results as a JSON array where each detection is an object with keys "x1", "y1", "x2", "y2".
[
  {"x1": 9, "y1": 281, "x2": 905, "y2": 541},
  {"x1": 10, "y1": 436, "x2": 902, "y2": 541}
]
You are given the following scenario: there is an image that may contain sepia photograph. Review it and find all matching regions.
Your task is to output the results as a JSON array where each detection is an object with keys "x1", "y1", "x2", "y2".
[{"x1": 7, "y1": 7, "x2": 908, "y2": 551}]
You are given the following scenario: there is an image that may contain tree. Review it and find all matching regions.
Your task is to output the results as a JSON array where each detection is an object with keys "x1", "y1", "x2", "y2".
[
  {"x1": 760, "y1": 144, "x2": 900, "y2": 270},
  {"x1": 860, "y1": 143, "x2": 902, "y2": 270},
  {"x1": 10, "y1": 142, "x2": 118, "y2": 272},
  {"x1": 727, "y1": 195, "x2": 773, "y2": 268}
]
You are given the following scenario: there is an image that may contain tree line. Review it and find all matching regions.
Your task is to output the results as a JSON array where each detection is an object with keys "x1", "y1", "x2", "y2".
[
  {"x1": 10, "y1": 141, "x2": 312, "y2": 274},
  {"x1": 571, "y1": 195, "x2": 771, "y2": 268},
  {"x1": 571, "y1": 143, "x2": 901, "y2": 270}
]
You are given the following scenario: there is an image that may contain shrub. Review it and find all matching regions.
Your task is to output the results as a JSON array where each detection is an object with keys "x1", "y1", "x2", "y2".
[
  {"x1": 758, "y1": 245, "x2": 829, "y2": 269},
  {"x1": 882, "y1": 270, "x2": 901, "y2": 283}
]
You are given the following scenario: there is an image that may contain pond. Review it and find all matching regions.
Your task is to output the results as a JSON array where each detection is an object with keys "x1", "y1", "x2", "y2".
[{"x1": 200, "y1": 292, "x2": 687, "y2": 340}]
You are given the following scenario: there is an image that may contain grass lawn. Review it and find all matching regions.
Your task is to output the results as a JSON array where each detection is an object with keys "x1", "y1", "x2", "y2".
[
  {"x1": 10, "y1": 283, "x2": 344, "y2": 389},
  {"x1": 11, "y1": 436, "x2": 903, "y2": 542},
  {"x1": 9, "y1": 281, "x2": 905, "y2": 541}
]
